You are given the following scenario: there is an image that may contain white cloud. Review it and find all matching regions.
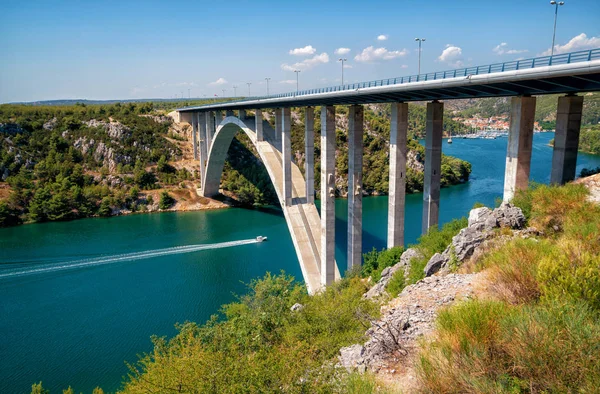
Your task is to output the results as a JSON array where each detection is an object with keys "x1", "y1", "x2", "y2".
[
  {"x1": 541, "y1": 33, "x2": 600, "y2": 56},
  {"x1": 279, "y1": 80, "x2": 297, "y2": 84},
  {"x1": 438, "y1": 45, "x2": 463, "y2": 67},
  {"x1": 493, "y1": 42, "x2": 528, "y2": 55},
  {"x1": 209, "y1": 77, "x2": 228, "y2": 86},
  {"x1": 335, "y1": 47, "x2": 351, "y2": 55},
  {"x1": 343, "y1": 64, "x2": 352, "y2": 69},
  {"x1": 401, "y1": 64, "x2": 408, "y2": 69},
  {"x1": 354, "y1": 46, "x2": 408, "y2": 62},
  {"x1": 377, "y1": 34, "x2": 388, "y2": 41},
  {"x1": 281, "y1": 52, "x2": 330, "y2": 71},
  {"x1": 289, "y1": 45, "x2": 317, "y2": 56}
]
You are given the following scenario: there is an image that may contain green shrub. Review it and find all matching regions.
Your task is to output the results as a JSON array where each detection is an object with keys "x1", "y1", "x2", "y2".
[
  {"x1": 158, "y1": 191, "x2": 174, "y2": 210},
  {"x1": 538, "y1": 239, "x2": 600, "y2": 310},
  {"x1": 361, "y1": 246, "x2": 404, "y2": 282},
  {"x1": 386, "y1": 269, "x2": 406, "y2": 297}
]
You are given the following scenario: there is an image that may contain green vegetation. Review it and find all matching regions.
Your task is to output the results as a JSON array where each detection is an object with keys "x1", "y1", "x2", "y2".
[
  {"x1": 360, "y1": 246, "x2": 404, "y2": 282},
  {"x1": 120, "y1": 273, "x2": 381, "y2": 393},
  {"x1": 579, "y1": 124, "x2": 600, "y2": 155},
  {"x1": 417, "y1": 183, "x2": 600, "y2": 393},
  {"x1": 158, "y1": 191, "x2": 175, "y2": 210}
]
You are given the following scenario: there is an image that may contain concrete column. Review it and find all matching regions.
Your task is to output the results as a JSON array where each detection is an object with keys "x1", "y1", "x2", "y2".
[
  {"x1": 226, "y1": 110, "x2": 234, "y2": 117},
  {"x1": 206, "y1": 111, "x2": 215, "y2": 150},
  {"x1": 214, "y1": 110, "x2": 222, "y2": 130},
  {"x1": 347, "y1": 105, "x2": 364, "y2": 271},
  {"x1": 388, "y1": 102, "x2": 408, "y2": 247},
  {"x1": 198, "y1": 112, "x2": 207, "y2": 183},
  {"x1": 275, "y1": 108, "x2": 282, "y2": 146},
  {"x1": 282, "y1": 108, "x2": 292, "y2": 206},
  {"x1": 238, "y1": 109, "x2": 246, "y2": 120},
  {"x1": 551, "y1": 95, "x2": 584, "y2": 185},
  {"x1": 191, "y1": 112, "x2": 199, "y2": 160},
  {"x1": 305, "y1": 107, "x2": 315, "y2": 204},
  {"x1": 422, "y1": 101, "x2": 443, "y2": 234},
  {"x1": 503, "y1": 96, "x2": 536, "y2": 201},
  {"x1": 255, "y1": 109, "x2": 264, "y2": 142},
  {"x1": 321, "y1": 105, "x2": 336, "y2": 286}
]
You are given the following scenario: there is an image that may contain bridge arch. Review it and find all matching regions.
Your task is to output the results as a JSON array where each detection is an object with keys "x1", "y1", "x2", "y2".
[{"x1": 201, "y1": 115, "x2": 339, "y2": 293}]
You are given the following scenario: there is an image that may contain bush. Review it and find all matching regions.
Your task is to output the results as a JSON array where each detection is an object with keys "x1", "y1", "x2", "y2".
[
  {"x1": 538, "y1": 239, "x2": 600, "y2": 310},
  {"x1": 386, "y1": 269, "x2": 406, "y2": 297},
  {"x1": 417, "y1": 299, "x2": 600, "y2": 393},
  {"x1": 158, "y1": 191, "x2": 175, "y2": 210},
  {"x1": 361, "y1": 246, "x2": 404, "y2": 282},
  {"x1": 481, "y1": 238, "x2": 554, "y2": 304}
]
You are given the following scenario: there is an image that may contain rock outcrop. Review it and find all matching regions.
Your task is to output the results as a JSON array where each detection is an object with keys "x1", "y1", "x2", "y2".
[
  {"x1": 364, "y1": 248, "x2": 423, "y2": 299},
  {"x1": 423, "y1": 202, "x2": 526, "y2": 277}
]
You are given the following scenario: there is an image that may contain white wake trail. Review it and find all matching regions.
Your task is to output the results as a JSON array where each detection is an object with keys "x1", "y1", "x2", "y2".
[{"x1": 0, "y1": 239, "x2": 259, "y2": 279}]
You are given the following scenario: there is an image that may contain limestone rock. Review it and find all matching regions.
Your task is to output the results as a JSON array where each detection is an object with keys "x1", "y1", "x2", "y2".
[
  {"x1": 451, "y1": 226, "x2": 488, "y2": 261},
  {"x1": 365, "y1": 248, "x2": 423, "y2": 299},
  {"x1": 424, "y1": 253, "x2": 448, "y2": 277},
  {"x1": 290, "y1": 303, "x2": 304, "y2": 312},
  {"x1": 43, "y1": 117, "x2": 58, "y2": 131},
  {"x1": 468, "y1": 207, "x2": 495, "y2": 231},
  {"x1": 339, "y1": 344, "x2": 366, "y2": 372},
  {"x1": 493, "y1": 202, "x2": 525, "y2": 229}
]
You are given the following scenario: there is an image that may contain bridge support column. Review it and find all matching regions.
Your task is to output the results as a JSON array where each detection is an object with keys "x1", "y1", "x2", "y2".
[
  {"x1": 255, "y1": 109, "x2": 264, "y2": 142},
  {"x1": 551, "y1": 95, "x2": 583, "y2": 185},
  {"x1": 192, "y1": 112, "x2": 199, "y2": 160},
  {"x1": 282, "y1": 108, "x2": 292, "y2": 206},
  {"x1": 305, "y1": 107, "x2": 315, "y2": 204},
  {"x1": 226, "y1": 110, "x2": 234, "y2": 117},
  {"x1": 348, "y1": 105, "x2": 364, "y2": 271},
  {"x1": 275, "y1": 108, "x2": 282, "y2": 147},
  {"x1": 321, "y1": 106, "x2": 336, "y2": 286},
  {"x1": 388, "y1": 102, "x2": 408, "y2": 247},
  {"x1": 238, "y1": 109, "x2": 246, "y2": 120},
  {"x1": 198, "y1": 112, "x2": 207, "y2": 183},
  {"x1": 503, "y1": 96, "x2": 536, "y2": 201},
  {"x1": 206, "y1": 111, "x2": 215, "y2": 151},
  {"x1": 422, "y1": 101, "x2": 443, "y2": 234},
  {"x1": 214, "y1": 111, "x2": 222, "y2": 130}
]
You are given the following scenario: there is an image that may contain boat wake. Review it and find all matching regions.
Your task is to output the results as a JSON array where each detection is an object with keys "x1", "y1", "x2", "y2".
[{"x1": 0, "y1": 239, "x2": 260, "y2": 279}]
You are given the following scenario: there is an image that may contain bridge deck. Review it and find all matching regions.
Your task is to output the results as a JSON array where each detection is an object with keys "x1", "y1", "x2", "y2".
[{"x1": 179, "y1": 49, "x2": 600, "y2": 111}]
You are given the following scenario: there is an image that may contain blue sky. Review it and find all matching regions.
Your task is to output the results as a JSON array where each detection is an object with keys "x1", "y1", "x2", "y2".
[{"x1": 1, "y1": 0, "x2": 599, "y2": 103}]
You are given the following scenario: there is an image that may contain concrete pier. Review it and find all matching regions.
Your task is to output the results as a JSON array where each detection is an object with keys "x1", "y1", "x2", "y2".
[
  {"x1": 206, "y1": 111, "x2": 215, "y2": 148},
  {"x1": 192, "y1": 113, "x2": 199, "y2": 160},
  {"x1": 388, "y1": 102, "x2": 408, "y2": 247},
  {"x1": 198, "y1": 112, "x2": 207, "y2": 183},
  {"x1": 226, "y1": 110, "x2": 234, "y2": 117},
  {"x1": 282, "y1": 108, "x2": 292, "y2": 206},
  {"x1": 305, "y1": 107, "x2": 315, "y2": 204},
  {"x1": 422, "y1": 101, "x2": 443, "y2": 234},
  {"x1": 503, "y1": 96, "x2": 536, "y2": 201},
  {"x1": 321, "y1": 106, "x2": 336, "y2": 286},
  {"x1": 238, "y1": 109, "x2": 246, "y2": 120},
  {"x1": 275, "y1": 108, "x2": 282, "y2": 146},
  {"x1": 347, "y1": 105, "x2": 364, "y2": 271},
  {"x1": 255, "y1": 109, "x2": 264, "y2": 142},
  {"x1": 551, "y1": 95, "x2": 584, "y2": 185}
]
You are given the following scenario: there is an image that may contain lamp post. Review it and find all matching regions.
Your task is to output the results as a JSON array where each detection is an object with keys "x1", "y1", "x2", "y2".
[
  {"x1": 265, "y1": 77, "x2": 271, "y2": 95},
  {"x1": 233, "y1": 85, "x2": 237, "y2": 97},
  {"x1": 294, "y1": 70, "x2": 301, "y2": 93},
  {"x1": 550, "y1": 1, "x2": 565, "y2": 56},
  {"x1": 338, "y1": 58, "x2": 347, "y2": 85},
  {"x1": 415, "y1": 38, "x2": 425, "y2": 75},
  {"x1": 247, "y1": 82, "x2": 252, "y2": 96}
]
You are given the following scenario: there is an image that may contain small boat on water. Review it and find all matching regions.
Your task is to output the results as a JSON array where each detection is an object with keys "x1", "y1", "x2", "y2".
[
  {"x1": 448, "y1": 137, "x2": 453, "y2": 144},
  {"x1": 256, "y1": 236, "x2": 268, "y2": 242}
]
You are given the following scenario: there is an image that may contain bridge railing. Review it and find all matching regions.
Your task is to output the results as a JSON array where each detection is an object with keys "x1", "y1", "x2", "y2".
[{"x1": 184, "y1": 48, "x2": 600, "y2": 108}]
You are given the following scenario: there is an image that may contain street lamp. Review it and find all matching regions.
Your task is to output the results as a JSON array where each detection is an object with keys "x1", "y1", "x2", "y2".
[
  {"x1": 265, "y1": 77, "x2": 271, "y2": 95},
  {"x1": 294, "y1": 70, "x2": 301, "y2": 93},
  {"x1": 550, "y1": 1, "x2": 565, "y2": 56},
  {"x1": 338, "y1": 58, "x2": 347, "y2": 85},
  {"x1": 415, "y1": 38, "x2": 426, "y2": 75},
  {"x1": 233, "y1": 85, "x2": 237, "y2": 97},
  {"x1": 247, "y1": 82, "x2": 252, "y2": 96}
]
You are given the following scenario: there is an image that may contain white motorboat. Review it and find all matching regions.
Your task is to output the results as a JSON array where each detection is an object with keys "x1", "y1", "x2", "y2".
[{"x1": 256, "y1": 236, "x2": 268, "y2": 242}]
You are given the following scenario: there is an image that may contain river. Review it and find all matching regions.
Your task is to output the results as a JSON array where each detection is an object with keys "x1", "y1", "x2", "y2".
[{"x1": 1, "y1": 132, "x2": 599, "y2": 393}]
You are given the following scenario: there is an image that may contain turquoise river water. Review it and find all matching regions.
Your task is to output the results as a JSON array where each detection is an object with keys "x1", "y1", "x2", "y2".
[{"x1": 1, "y1": 132, "x2": 600, "y2": 393}]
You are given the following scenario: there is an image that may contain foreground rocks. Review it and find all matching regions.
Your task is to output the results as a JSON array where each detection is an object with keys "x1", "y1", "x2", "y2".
[
  {"x1": 340, "y1": 273, "x2": 479, "y2": 373},
  {"x1": 364, "y1": 248, "x2": 423, "y2": 299},
  {"x1": 423, "y1": 202, "x2": 525, "y2": 277}
]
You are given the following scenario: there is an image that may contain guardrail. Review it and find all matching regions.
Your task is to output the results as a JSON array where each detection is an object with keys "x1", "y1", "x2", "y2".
[{"x1": 184, "y1": 48, "x2": 600, "y2": 108}]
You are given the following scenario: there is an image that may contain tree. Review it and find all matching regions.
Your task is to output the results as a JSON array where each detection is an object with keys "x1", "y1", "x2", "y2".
[
  {"x1": 99, "y1": 197, "x2": 112, "y2": 217},
  {"x1": 159, "y1": 191, "x2": 175, "y2": 210}
]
